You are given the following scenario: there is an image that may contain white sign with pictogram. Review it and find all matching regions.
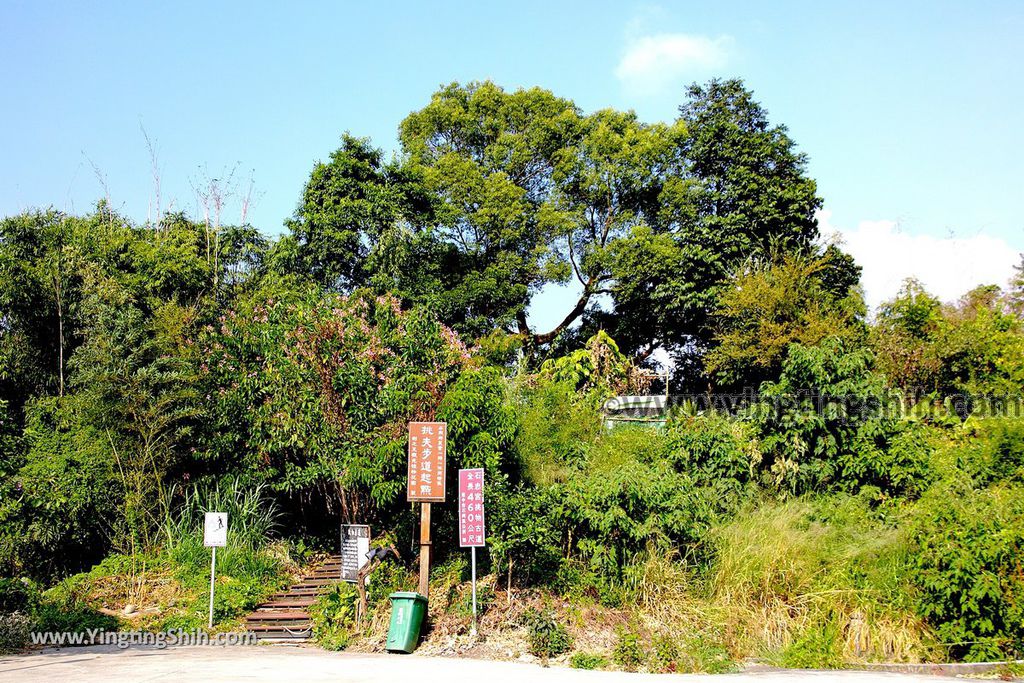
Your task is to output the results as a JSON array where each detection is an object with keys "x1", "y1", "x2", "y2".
[{"x1": 204, "y1": 512, "x2": 228, "y2": 547}]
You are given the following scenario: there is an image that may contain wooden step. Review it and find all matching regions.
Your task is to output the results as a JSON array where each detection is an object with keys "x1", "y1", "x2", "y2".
[
  {"x1": 245, "y1": 624, "x2": 312, "y2": 635},
  {"x1": 246, "y1": 611, "x2": 311, "y2": 621},
  {"x1": 246, "y1": 621, "x2": 312, "y2": 627},
  {"x1": 257, "y1": 598, "x2": 316, "y2": 608},
  {"x1": 247, "y1": 618, "x2": 312, "y2": 627},
  {"x1": 269, "y1": 589, "x2": 327, "y2": 598},
  {"x1": 244, "y1": 557, "x2": 345, "y2": 641},
  {"x1": 285, "y1": 580, "x2": 336, "y2": 587}
]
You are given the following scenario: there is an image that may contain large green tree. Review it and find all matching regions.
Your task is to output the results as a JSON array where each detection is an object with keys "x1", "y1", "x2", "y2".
[
  {"x1": 592, "y1": 79, "x2": 825, "y2": 365},
  {"x1": 285, "y1": 79, "x2": 825, "y2": 371},
  {"x1": 283, "y1": 82, "x2": 677, "y2": 344}
]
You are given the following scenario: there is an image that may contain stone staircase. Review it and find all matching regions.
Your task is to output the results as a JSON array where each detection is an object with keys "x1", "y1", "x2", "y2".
[{"x1": 244, "y1": 555, "x2": 343, "y2": 641}]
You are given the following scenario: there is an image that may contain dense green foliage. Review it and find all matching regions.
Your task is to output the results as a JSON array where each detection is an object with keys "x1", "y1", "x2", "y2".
[{"x1": 1, "y1": 77, "x2": 1023, "y2": 666}]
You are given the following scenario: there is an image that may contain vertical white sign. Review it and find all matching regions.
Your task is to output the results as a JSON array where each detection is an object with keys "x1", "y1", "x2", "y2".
[
  {"x1": 204, "y1": 512, "x2": 228, "y2": 547},
  {"x1": 204, "y1": 512, "x2": 227, "y2": 629},
  {"x1": 340, "y1": 525, "x2": 371, "y2": 583}
]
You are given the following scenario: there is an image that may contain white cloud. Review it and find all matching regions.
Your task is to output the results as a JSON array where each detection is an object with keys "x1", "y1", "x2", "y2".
[
  {"x1": 615, "y1": 33, "x2": 733, "y2": 95},
  {"x1": 818, "y1": 209, "x2": 1021, "y2": 311}
]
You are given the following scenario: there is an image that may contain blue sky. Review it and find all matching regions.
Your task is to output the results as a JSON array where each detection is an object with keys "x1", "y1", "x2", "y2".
[{"x1": 2, "y1": 1, "x2": 1022, "y2": 325}]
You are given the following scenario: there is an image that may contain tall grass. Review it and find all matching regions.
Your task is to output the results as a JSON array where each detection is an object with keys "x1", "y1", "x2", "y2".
[
  {"x1": 162, "y1": 477, "x2": 279, "y2": 550},
  {"x1": 151, "y1": 478, "x2": 289, "y2": 628},
  {"x1": 707, "y1": 496, "x2": 935, "y2": 664}
]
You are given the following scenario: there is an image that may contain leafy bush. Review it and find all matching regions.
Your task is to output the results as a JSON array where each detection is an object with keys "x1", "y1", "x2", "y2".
[
  {"x1": 33, "y1": 595, "x2": 119, "y2": 634},
  {"x1": 652, "y1": 633, "x2": 680, "y2": 671},
  {"x1": 488, "y1": 486, "x2": 564, "y2": 589},
  {"x1": 0, "y1": 612, "x2": 32, "y2": 654},
  {"x1": 310, "y1": 583, "x2": 358, "y2": 651},
  {"x1": 778, "y1": 621, "x2": 843, "y2": 669},
  {"x1": 0, "y1": 578, "x2": 39, "y2": 613},
  {"x1": 495, "y1": 421, "x2": 726, "y2": 599},
  {"x1": 0, "y1": 575, "x2": 118, "y2": 649},
  {"x1": 524, "y1": 608, "x2": 572, "y2": 659},
  {"x1": 511, "y1": 376, "x2": 599, "y2": 486},
  {"x1": 965, "y1": 418, "x2": 1024, "y2": 486},
  {"x1": 677, "y1": 634, "x2": 735, "y2": 673},
  {"x1": 665, "y1": 413, "x2": 759, "y2": 517},
  {"x1": 438, "y1": 367, "x2": 518, "y2": 476},
  {"x1": 909, "y1": 482, "x2": 1024, "y2": 661},
  {"x1": 364, "y1": 559, "x2": 415, "y2": 606},
  {"x1": 196, "y1": 290, "x2": 472, "y2": 509},
  {"x1": 751, "y1": 338, "x2": 929, "y2": 495},
  {"x1": 539, "y1": 331, "x2": 636, "y2": 397},
  {"x1": 666, "y1": 412, "x2": 758, "y2": 486},
  {"x1": 569, "y1": 651, "x2": 607, "y2": 669},
  {"x1": 612, "y1": 626, "x2": 646, "y2": 670},
  {"x1": 158, "y1": 537, "x2": 287, "y2": 628},
  {"x1": 2, "y1": 396, "x2": 120, "y2": 579},
  {"x1": 559, "y1": 434, "x2": 714, "y2": 586}
]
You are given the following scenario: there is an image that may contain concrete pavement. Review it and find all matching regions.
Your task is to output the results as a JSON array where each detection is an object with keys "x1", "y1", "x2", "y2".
[{"x1": 0, "y1": 645, "x2": 962, "y2": 683}]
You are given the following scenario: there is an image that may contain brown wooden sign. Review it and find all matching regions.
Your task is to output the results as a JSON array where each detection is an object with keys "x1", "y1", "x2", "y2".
[{"x1": 407, "y1": 421, "x2": 447, "y2": 502}]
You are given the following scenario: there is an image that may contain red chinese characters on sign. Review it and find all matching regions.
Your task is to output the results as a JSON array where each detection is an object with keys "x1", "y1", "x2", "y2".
[
  {"x1": 459, "y1": 468, "x2": 485, "y2": 547},
  {"x1": 407, "y1": 422, "x2": 447, "y2": 502}
]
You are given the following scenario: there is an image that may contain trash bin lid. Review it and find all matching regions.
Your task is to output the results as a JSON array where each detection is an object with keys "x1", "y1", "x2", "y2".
[{"x1": 389, "y1": 591, "x2": 427, "y2": 602}]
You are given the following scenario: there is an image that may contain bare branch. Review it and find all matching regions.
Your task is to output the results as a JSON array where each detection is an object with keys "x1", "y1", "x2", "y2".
[{"x1": 140, "y1": 122, "x2": 162, "y2": 231}]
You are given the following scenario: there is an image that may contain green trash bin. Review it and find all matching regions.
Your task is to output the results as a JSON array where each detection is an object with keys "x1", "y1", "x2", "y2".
[{"x1": 385, "y1": 591, "x2": 428, "y2": 653}]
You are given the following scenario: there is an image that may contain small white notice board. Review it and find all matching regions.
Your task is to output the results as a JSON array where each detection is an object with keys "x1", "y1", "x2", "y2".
[
  {"x1": 341, "y1": 525, "x2": 371, "y2": 583},
  {"x1": 204, "y1": 512, "x2": 228, "y2": 547}
]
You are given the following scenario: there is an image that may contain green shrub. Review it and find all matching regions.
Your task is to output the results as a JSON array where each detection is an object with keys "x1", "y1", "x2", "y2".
[
  {"x1": 159, "y1": 537, "x2": 287, "y2": 627},
  {"x1": 966, "y1": 418, "x2": 1024, "y2": 486},
  {"x1": 511, "y1": 376, "x2": 600, "y2": 486},
  {"x1": 557, "y1": 428, "x2": 716, "y2": 585},
  {"x1": 612, "y1": 626, "x2": 646, "y2": 670},
  {"x1": 438, "y1": 366, "x2": 518, "y2": 476},
  {"x1": 751, "y1": 339, "x2": 928, "y2": 496},
  {"x1": 666, "y1": 412, "x2": 758, "y2": 487},
  {"x1": 0, "y1": 612, "x2": 32, "y2": 654},
  {"x1": 524, "y1": 608, "x2": 572, "y2": 659},
  {"x1": 34, "y1": 592, "x2": 119, "y2": 634},
  {"x1": 909, "y1": 482, "x2": 1024, "y2": 661},
  {"x1": 0, "y1": 578, "x2": 40, "y2": 613},
  {"x1": 652, "y1": 634, "x2": 679, "y2": 672},
  {"x1": 570, "y1": 652, "x2": 608, "y2": 669},
  {"x1": 310, "y1": 583, "x2": 358, "y2": 651},
  {"x1": 678, "y1": 634, "x2": 736, "y2": 673},
  {"x1": 4, "y1": 395, "x2": 120, "y2": 580},
  {"x1": 778, "y1": 621, "x2": 843, "y2": 669},
  {"x1": 365, "y1": 559, "x2": 415, "y2": 606},
  {"x1": 196, "y1": 291, "x2": 474, "y2": 508},
  {"x1": 488, "y1": 486, "x2": 564, "y2": 589},
  {"x1": 554, "y1": 559, "x2": 625, "y2": 607}
]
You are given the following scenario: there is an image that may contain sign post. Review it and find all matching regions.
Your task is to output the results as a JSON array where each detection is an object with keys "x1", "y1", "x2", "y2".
[
  {"x1": 203, "y1": 512, "x2": 228, "y2": 629},
  {"x1": 458, "y1": 468, "x2": 485, "y2": 636},
  {"x1": 407, "y1": 422, "x2": 447, "y2": 599}
]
